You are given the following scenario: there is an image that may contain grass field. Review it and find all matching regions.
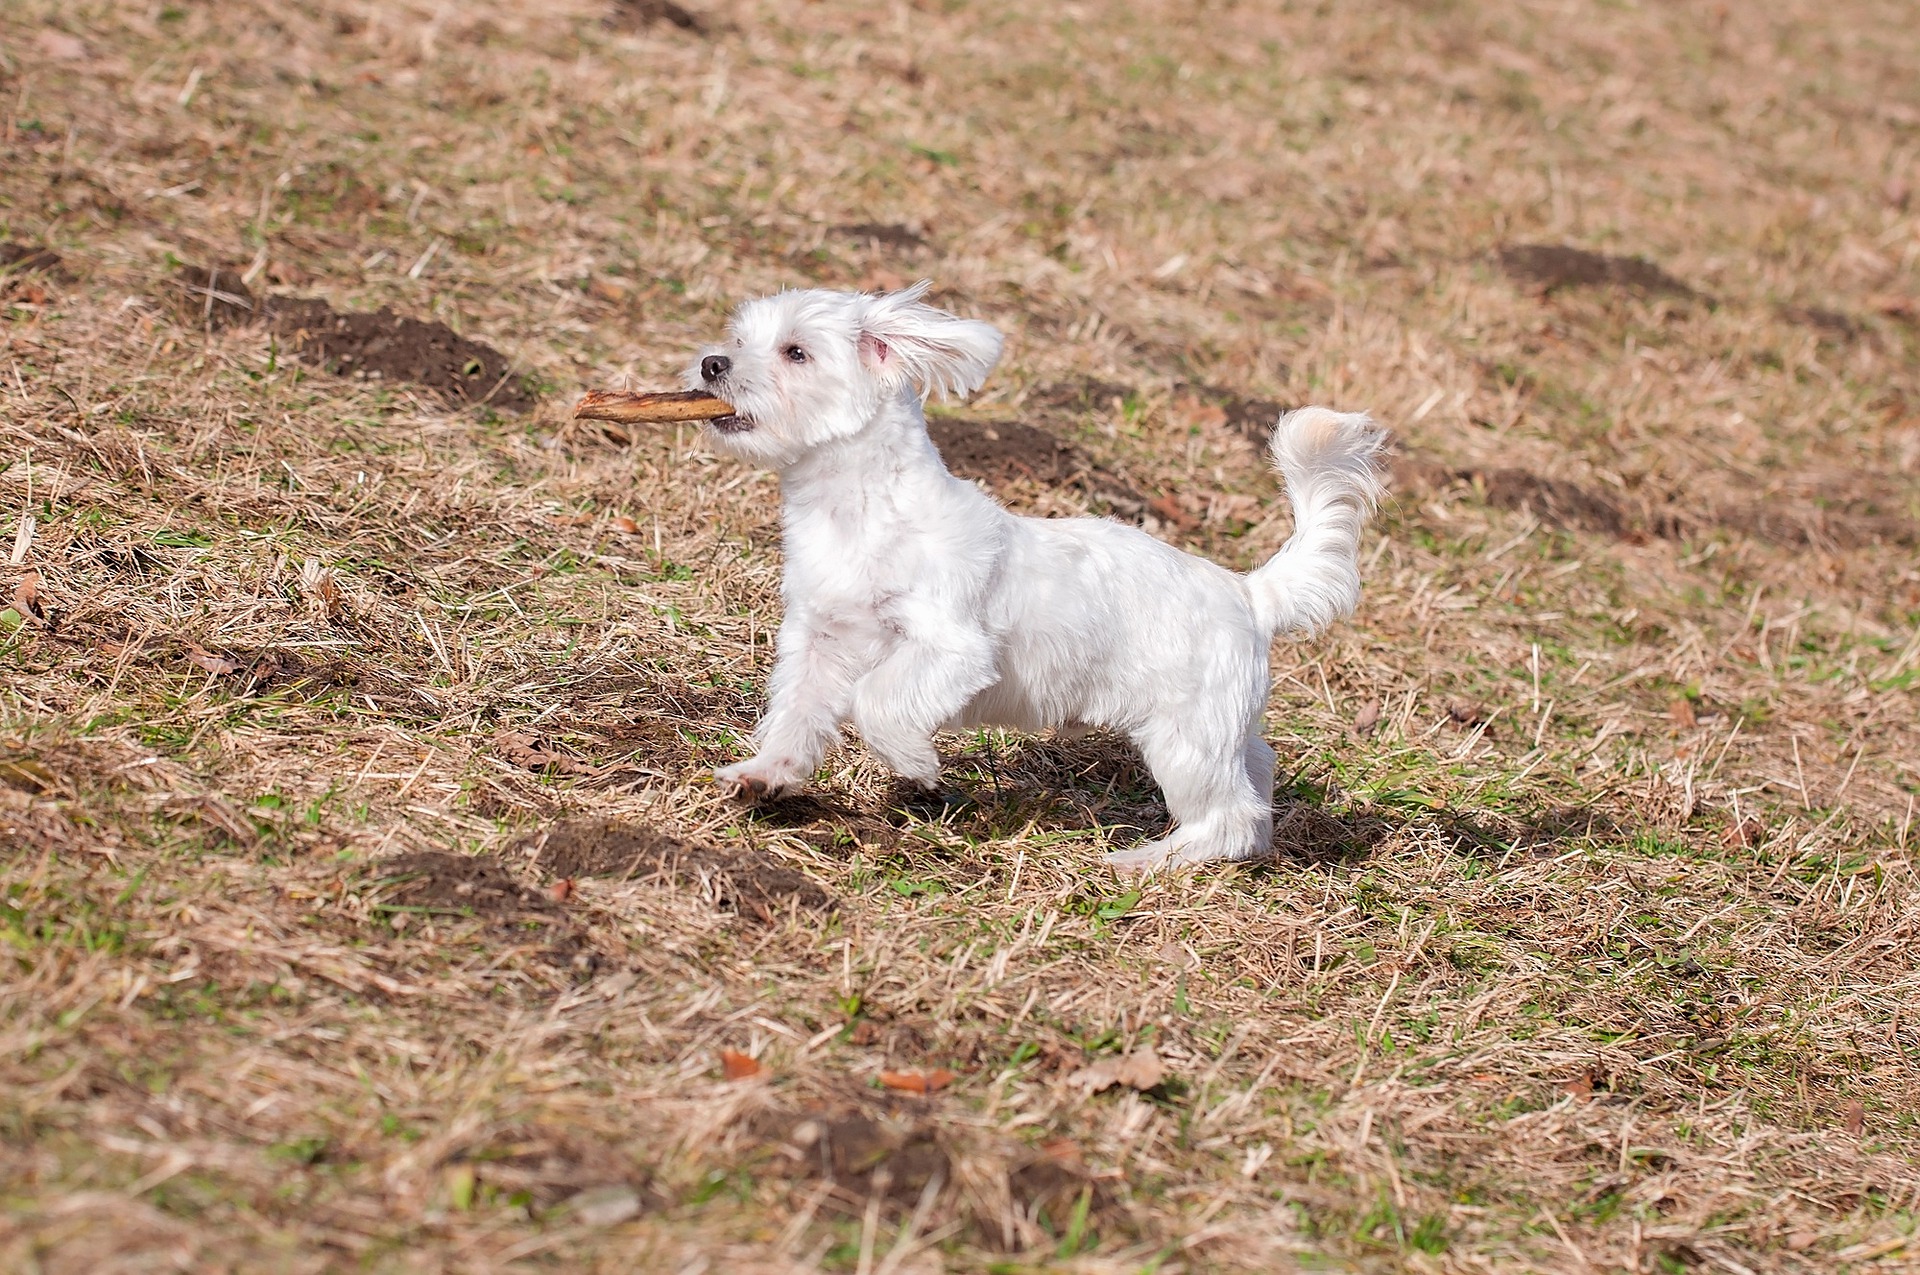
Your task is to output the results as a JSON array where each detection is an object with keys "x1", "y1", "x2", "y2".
[{"x1": 3, "y1": 1, "x2": 1919, "y2": 1270}]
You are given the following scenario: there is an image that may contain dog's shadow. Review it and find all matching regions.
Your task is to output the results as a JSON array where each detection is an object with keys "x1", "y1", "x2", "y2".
[
  {"x1": 740, "y1": 732, "x2": 1621, "y2": 873},
  {"x1": 945, "y1": 731, "x2": 1168, "y2": 840}
]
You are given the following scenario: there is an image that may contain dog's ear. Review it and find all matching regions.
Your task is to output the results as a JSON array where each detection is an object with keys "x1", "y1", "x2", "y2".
[{"x1": 857, "y1": 281, "x2": 1003, "y2": 398}]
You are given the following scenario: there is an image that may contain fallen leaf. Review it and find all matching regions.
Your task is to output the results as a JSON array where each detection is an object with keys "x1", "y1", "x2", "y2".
[
  {"x1": 720, "y1": 1049, "x2": 766, "y2": 1081},
  {"x1": 1352, "y1": 698, "x2": 1382, "y2": 736},
  {"x1": 185, "y1": 643, "x2": 241, "y2": 675},
  {"x1": 492, "y1": 731, "x2": 596, "y2": 775},
  {"x1": 12, "y1": 569, "x2": 44, "y2": 623},
  {"x1": 550, "y1": 512, "x2": 594, "y2": 527},
  {"x1": 1446, "y1": 700, "x2": 1487, "y2": 726},
  {"x1": 1146, "y1": 494, "x2": 1198, "y2": 531},
  {"x1": 9, "y1": 512, "x2": 33, "y2": 565},
  {"x1": 880, "y1": 1068, "x2": 956, "y2": 1094},
  {"x1": 1842, "y1": 1100, "x2": 1866, "y2": 1136},
  {"x1": 548, "y1": 878, "x2": 575, "y2": 903},
  {"x1": 1785, "y1": 1230, "x2": 1820, "y2": 1252},
  {"x1": 1172, "y1": 397, "x2": 1229, "y2": 430},
  {"x1": 1560, "y1": 1072, "x2": 1594, "y2": 1101},
  {"x1": 612, "y1": 515, "x2": 641, "y2": 534},
  {"x1": 1668, "y1": 697, "x2": 1698, "y2": 730},
  {"x1": 1069, "y1": 1046, "x2": 1165, "y2": 1093},
  {"x1": 299, "y1": 556, "x2": 346, "y2": 621},
  {"x1": 587, "y1": 277, "x2": 629, "y2": 304}
]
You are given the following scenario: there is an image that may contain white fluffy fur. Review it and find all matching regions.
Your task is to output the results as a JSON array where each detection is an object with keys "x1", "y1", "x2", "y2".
[{"x1": 686, "y1": 283, "x2": 1386, "y2": 870}]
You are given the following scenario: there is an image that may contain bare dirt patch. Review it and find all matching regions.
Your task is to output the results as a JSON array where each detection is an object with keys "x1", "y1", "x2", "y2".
[
  {"x1": 1397, "y1": 456, "x2": 1918, "y2": 549},
  {"x1": 1498, "y1": 242, "x2": 1700, "y2": 299},
  {"x1": 833, "y1": 221, "x2": 932, "y2": 253},
  {"x1": 373, "y1": 850, "x2": 596, "y2": 973},
  {"x1": 11, "y1": 0, "x2": 1920, "y2": 1269},
  {"x1": 747, "y1": 1101, "x2": 1116, "y2": 1248},
  {"x1": 605, "y1": 0, "x2": 710, "y2": 35},
  {"x1": 1779, "y1": 303, "x2": 1860, "y2": 341},
  {"x1": 927, "y1": 414, "x2": 1147, "y2": 519},
  {"x1": 521, "y1": 818, "x2": 837, "y2": 922},
  {"x1": 0, "y1": 242, "x2": 64, "y2": 275},
  {"x1": 172, "y1": 264, "x2": 537, "y2": 411},
  {"x1": 445, "y1": 1123, "x2": 656, "y2": 1215}
]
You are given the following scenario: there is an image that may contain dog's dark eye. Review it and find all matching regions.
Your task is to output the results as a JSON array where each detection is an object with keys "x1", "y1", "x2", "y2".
[{"x1": 783, "y1": 345, "x2": 808, "y2": 364}]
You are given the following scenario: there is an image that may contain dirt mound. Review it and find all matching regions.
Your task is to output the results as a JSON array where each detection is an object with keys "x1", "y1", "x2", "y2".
[
  {"x1": 1399, "y1": 456, "x2": 1918, "y2": 549},
  {"x1": 749, "y1": 1104, "x2": 1114, "y2": 1248},
  {"x1": 1779, "y1": 304, "x2": 1859, "y2": 340},
  {"x1": 446, "y1": 1123, "x2": 654, "y2": 1214},
  {"x1": 0, "y1": 242, "x2": 64, "y2": 275},
  {"x1": 373, "y1": 850, "x2": 596, "y2": 974},
  {"x1": 269, "y1": 297, "x2": 537, "y2": 412},
  {"x1": 522, "y1": 819, "x2": 836, "y2": 923},
  {"x1": 605, "y1": 0, "x2": 709, "y2": 34},
  {"x1": 170, "y1": 264, "x2": 537, "y2": 412},
  {"x1": 833, "y1": 222, "x2": 931, "y2": 252},
  {"x1": 1498, "y1": 243, "x2": 1699, "y2": 299},
  {"x1": 380, "y1": 849, "x2": 564, "y2": 918},
  {"x1": 174, "y1": 264, "x2": 257, "y2": 327},
  {"x1": 926, "y1": 415, "x2": 1147, "y2": 519}
]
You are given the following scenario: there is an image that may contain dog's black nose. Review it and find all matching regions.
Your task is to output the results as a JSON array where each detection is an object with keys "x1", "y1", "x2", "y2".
[{"x1": 700, "y1": 355, "x2": 731, "y2": 383}]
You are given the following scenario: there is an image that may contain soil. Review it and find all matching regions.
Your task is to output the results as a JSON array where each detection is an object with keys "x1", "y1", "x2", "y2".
[
  {"x1": 926, "y1": 415, "x2": 1147, "y2": 519},
  {"x1": 522, "y1": 818, "x2": 836, "y2": 923},
  {"x1": 373, "y1": 850, "x2": 596, "y2": 973},
  {"x1": 174, "y1": 265, "x2": 257, "y2": 328},
  {"x1": 834, "y1": 222, "x2": 931, "y2": 252},
  {"x1": 447, "y1": 1124, "x2": 655, "y2": 1212},
  {"x1": 379, "y1": 849, "x2": 566, "y2": 919},
  {"x1": 0, "y1": 243, "x2": 64, "y2": 275},
  {"x1": 606, "y1": 0, "x2": 708, "y2": 34},
  {"x1": 171, "y1": 264, "x2": 537, "y2": 412},
  {"x1": 1497, "y1": 242, "x2": 1699, "y2": 299},
  {"x1": 1399, "y1": 456, "x2": 1919, "y2": 549},
  {"x1": 749, "y1": 1100, "x2": 1111, "y2": 1241},
  {"x1": 1779, "y1": 304, "x2": 1859, "y2": 340},
  {"x1": 1177, "y1": 383, "x2": 1292, "y2": 445},
  {"x1": 267, "y1": 297, "x2": 537, "y2": 412}
]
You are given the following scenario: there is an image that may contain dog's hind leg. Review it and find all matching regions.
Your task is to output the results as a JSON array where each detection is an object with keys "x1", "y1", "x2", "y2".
[
  {"x1": 850, "y1": 629, "x2": 997, "y2": 788},
  {"x1": 1105, "y1": 719, "x2": 1273, "y2": 872}
]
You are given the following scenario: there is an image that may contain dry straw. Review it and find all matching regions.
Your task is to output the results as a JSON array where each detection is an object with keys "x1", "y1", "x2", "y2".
[{"x1": 2, "y1": 0, "x2": 1918, "y2": 1270}]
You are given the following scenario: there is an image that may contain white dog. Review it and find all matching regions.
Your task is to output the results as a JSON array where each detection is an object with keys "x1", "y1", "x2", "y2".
[{"x1": 686, "y1": 283, "x2": 1385, "y2": 870}]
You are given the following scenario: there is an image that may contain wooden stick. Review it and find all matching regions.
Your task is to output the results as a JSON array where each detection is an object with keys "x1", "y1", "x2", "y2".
[{"x1": 572, "y1": 389, "x2": 735, "y2": 424}]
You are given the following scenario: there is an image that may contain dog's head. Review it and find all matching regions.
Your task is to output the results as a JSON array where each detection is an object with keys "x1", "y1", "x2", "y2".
[{"x1": 685, "y1": 282, "x2": 1003, "y2": 468}]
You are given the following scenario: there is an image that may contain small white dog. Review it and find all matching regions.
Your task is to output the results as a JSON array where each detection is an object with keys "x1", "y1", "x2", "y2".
[{"x1": 686, "y1": 283, "x2": 1385, "y2": 869}]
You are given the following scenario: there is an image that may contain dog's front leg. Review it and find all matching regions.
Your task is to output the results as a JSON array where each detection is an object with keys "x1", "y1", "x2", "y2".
[
  {"x1": 716, "y1": 615, "x2": 863, "y2": 799},
  {"x1": 850, "y1": 627, "x2": 996, "y2": 788}
]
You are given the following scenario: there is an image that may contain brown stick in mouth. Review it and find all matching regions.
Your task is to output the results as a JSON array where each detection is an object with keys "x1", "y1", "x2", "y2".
[{"x1": 572, "y1": 389, "x2": 737, "y2": 424}]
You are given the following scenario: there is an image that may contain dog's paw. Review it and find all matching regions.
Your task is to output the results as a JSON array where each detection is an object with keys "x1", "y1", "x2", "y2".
[
  {"x1": 1104, "y1": 836, "x2": 1226, "y2": 876},
  {"x1": 714, "y1": 758, "x2": 804, "y2": 802},
  {"x1": 1103, "y1": 840, "x2": 1175, "y2": 876}
]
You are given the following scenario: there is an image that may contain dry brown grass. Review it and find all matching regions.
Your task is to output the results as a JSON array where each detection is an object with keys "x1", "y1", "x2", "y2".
[{"x1": 3, "y1": 0, "x2": 1919, "y2": 1270}]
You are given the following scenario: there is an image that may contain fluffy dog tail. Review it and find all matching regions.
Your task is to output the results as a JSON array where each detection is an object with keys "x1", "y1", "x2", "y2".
[{"x1": 1245, "y1": 407, "x2": 1388, "y2": 638}]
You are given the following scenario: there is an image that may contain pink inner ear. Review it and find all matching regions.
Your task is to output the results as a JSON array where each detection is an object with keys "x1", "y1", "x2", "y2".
[{"x1": 868, "y1": 336, "x2": 890, "y2": 363}]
